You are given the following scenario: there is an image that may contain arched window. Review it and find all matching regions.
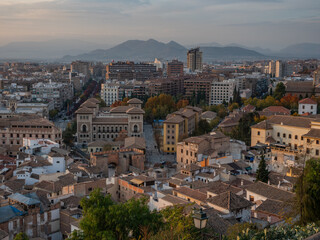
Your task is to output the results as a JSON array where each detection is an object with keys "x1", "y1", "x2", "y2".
[
  {"x1": 134, "y1": 125, "x2": 138, "y2": 133},
  {"x1": 82, "y1": 124, "x2": 87, "y2": 132}
]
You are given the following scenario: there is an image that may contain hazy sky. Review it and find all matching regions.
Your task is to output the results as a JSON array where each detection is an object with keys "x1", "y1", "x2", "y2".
[{"x1": 0, "y1": 0, "x2": 319, "y2": 50}]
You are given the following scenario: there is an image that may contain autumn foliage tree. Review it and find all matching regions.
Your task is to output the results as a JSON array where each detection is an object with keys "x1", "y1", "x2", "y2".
[{"x1": 144, "y1": 94, "x2": 177, "y2": 122}]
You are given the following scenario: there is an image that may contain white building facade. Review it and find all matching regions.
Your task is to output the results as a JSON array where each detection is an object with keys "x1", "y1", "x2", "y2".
[
  {"x1": 100, "y1": 82, "x2": 120, "y2": 106},
  {"x1": 209, "y1": 80, "x2": 235, "y2": 105}
]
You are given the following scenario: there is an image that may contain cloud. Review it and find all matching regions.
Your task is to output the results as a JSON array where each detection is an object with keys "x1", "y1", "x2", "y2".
[{"x1": 0, "y1": 0, "x2": 319, "y2": 48}]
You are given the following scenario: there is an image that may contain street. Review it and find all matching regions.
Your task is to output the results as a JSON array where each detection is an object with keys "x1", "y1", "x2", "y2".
[{"x1": 143, "y1": 123, "x2": 175, "y2": 164}]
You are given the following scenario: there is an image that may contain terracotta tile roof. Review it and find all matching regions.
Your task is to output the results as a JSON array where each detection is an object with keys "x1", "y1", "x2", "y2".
[
  {"x1": 126, "y1": 107, "x2": 145, "y2": 114},
  {"x1": 203, "y1": 181, "x2": 242, "y2": 195},
  {"x1": 109, "y1": 106, "x2": 131, "y2": 113},
  {"x1": 252, "y1": 115, "x2": 317, "y2": 129},
  {"x1": 262, "y1": 106, "x2": 290, "y2": 115},
  {"x1": 207, "y1": 191, "x2": 253, "y2": 211},
  {"x1": 201, "y1": 111, "x2": 217, "y2": 119},
  {"x1": 242, "y1": 104, "x2": 256, "y2": 112},
  {"x1": 1, "y1": 179, "x2": 25, "y2": 192},
  {"x1": 303, "y1": 129, "x2": 320, "y2": 139},
  {"x1": 164, "y1": 115, "x2": 184, "y2": 123},
  {"x1": 127, "y1": 98, "x2": 143, "y2": 104},
  {"x1": 161, "y1": 194, "x2": 189, "y2": 205},
  {"x1": 245, "y1": 181, "x2": 295, "y2": 201},
  {"x1": 299, "y1": 98, "x2": 317, "y2": 104},
  {"x1": 124, "y1": 137, "x2": 146, "y2": 149},
  {"x1": 75, "y1": 107, "x2": 93, "y2": 114},
  {"x1": 255, "y1": 198, "x2": 292, "y2": 216},
  {"x1": 173, "y1": 186, "x2": 207, "y2": 202}
]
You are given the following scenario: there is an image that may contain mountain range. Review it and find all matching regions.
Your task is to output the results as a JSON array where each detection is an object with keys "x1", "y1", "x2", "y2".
[
  {"x1": 0, "y1": 39, "x2": 111, "y2": 60},
  {"x1": 0, "y1": 38, "x2": 319, "y2": 62},
  {"x1": 62, "y1": 39, "x2": 266, "y2": 62}
]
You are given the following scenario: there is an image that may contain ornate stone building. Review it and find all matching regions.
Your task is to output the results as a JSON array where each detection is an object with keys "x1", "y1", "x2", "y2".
[{"x1": 75, "y1": 98, "x2": 144, "y2": 144}]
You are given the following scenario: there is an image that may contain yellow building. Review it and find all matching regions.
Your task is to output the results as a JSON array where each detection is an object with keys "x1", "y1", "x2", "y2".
[
  {"x1": 163, "y1": 106, "x2": 202, "y2": 153},
  {"x1": 251, "y1": 115, "x2": 320, "y2": 172}
]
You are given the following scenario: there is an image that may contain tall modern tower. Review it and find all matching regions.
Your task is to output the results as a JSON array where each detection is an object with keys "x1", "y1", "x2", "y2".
[{"x1": 187, "y1": 48, "x2": 202, "y2": 72}]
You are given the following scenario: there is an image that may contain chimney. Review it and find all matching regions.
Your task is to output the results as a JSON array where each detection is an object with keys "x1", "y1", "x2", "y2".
[
  {"x1": 268, "y1": 180, "x2": 270, "y2": 185},
  {"x1": 241, "y1": 179, "x2": 244, "y2": 186}
]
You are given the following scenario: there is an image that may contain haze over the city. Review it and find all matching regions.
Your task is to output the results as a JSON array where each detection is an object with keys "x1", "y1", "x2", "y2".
[{"x1": 0, "y1": 0, "x2": 319, "y2": 50}]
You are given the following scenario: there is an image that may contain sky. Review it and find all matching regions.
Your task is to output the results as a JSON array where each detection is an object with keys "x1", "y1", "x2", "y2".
[{"x1": 0, "y1": 0, "x2": 319, "y2": 50}]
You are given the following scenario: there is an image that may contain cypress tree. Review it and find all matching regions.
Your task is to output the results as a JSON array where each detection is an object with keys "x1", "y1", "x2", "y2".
[{"x1": 256, "y1": 155, "x2": 269, "y2": 183}]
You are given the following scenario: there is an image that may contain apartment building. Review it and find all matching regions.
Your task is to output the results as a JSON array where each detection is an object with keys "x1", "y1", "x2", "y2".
[
  {"x1": 167, "y1": 60, "x2": 184, "y2": 77},
  {"x1": 100, "y1": 82, "x2": 120, "y2": 106},
  {"x1": 163, "y1": 106, "x2": 202, "y2": 153},
  {"x1": 251, "y1": 115, "x2": 320, "y2": 171},
  {"x1": 70, "y1": 61, "x2": 91, "y2": 78},
  {"x1": 0, "y1": 192, "x2": 62, "y2": 240},
  {"x1": 106, "y1": 61, "x2": 158, "y2": 81},
  {"x1": 0, "y1": 115, "x2": 62, "y2": 157},
  {"x1": 148, "y1": 77, "x2": 186, "y2": 96},
  {"x1": 209, "y1": 80, "x2": 235, "y2": 105},
  {"x1": 31, "y1": 81, "x2": 73, "y2": 110},
  {"x1": 76, "y1": 98, "x2": 144, "y2": 144},
  {"x1": 298, "y1": 98, "x2": 317, "y2": 115},
  {"x1": 184, "y1": 78, "x2": 213, "y2": 104},
  {"x1": 187, "y1": 48, "x2": 202, "y2": 72},
  {"x1": 176, "y1": 131, "x2": 230, "y2": 169}
]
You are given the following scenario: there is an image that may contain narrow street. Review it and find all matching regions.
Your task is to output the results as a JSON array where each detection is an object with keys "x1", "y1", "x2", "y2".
[{"x1": 143, "y1": 123, "x2": 175, "y2": 164}]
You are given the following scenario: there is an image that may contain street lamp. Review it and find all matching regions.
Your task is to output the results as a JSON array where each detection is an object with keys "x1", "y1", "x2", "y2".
[{"x1": 193, "y1": 208, "x2": 208, "y2": 238}]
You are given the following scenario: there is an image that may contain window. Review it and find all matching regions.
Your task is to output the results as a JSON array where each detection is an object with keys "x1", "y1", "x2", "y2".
[
  {"x1": 317, "y1": 140, "x2": 319, "y2": 144},
  {"x1": 257, "y1": 131, "x2": 260, "y2": 136},
  {"x1": 186, "y1": 150, "x2": 188, "y2": 156},
  {"x1": 277, "y1": 132, "x2": 280, "y2": 137},
  {"x1": 295, "y1": 135, "x2": 298, "y2": 140},
  {"x1": 181, "y1": 149, "x2": 183, "y2": 153},
  {"x1": 283, "y1": 133, "x2": 286, "y2": 138},
  {"x1": 307, "y1": 148, "x2": 310, "y2": 154},
  {"x1": 303, "y1": 105, "x2": 305, "y2": 109},
  {"x1": 316, "y1": 149, "x2": 319, "y2": 156},
  {"x1": 301, "y1": 136, "x2": 304, "y2": 140},
  {"x1": 307, "y1": 139, "x2": 310, "y2": 143},
  {"x1": 289, "y1": 134, "x2": 291, "y2": 139},
  {"x1": 294, "y1": 144, "x2": 297, "y2": 149},
  {"x1": 311, "y1": 106, "x2": 313, "y2": 109}
]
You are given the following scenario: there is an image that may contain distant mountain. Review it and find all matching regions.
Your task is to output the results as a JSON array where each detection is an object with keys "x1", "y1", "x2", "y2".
[
  {"x1": 0, "y1": 39, "x2": 112, "y2": 60},
  {"x1": 200, "y1": 46, "x2": 264, "y2": 61},
  {"x1": 186, "y1": 42, "x2": 223, "y2": 48},
  {"x1": 277, "y1": 43, "x2": 320, "y2": 58},
  {"x1": 62, "y1": 39, "x2": 265, "y2": 62},
  {"x1": 62, "y1": 39, "x2": 187, "y2": 62}
]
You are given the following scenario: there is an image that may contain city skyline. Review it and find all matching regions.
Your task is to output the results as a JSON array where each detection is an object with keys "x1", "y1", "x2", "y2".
[{"x1": 0, "y1": 0, "x2": 319, "y2": 50}]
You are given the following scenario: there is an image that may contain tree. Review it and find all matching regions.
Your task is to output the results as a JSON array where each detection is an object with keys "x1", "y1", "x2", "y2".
[
  {"x1": 62, "y1": 121, "x2": 77, "y2": 146},
  {"x1": 273, "y1": 82, "x2": 286, "y2": 100},
  {"x1": 295, "y1": 158, "x2": 320, "y2": 224},
  {"x1": 77, "y1": 189, "x2": 162, "y2": 240},
  {"x1": 210, "y1": 117, "x2": 221, "y2": 129},
  {"x1": 226, "y1": 223, "x2": 256, "y2": 240},
  {"x1": 194, "y1": 119, "x2": 212, "y2": 136},
  {"x1": 256, "y1": 155, "x2": 269, "y2": 183},
  {"x1": 229, "y1": 112, "x2": 258, "y2": 145},
  {"x1": 49, "y1": 109, "x2": 59, "y2": 119},
  {"x1": 14, "y1": 233, "x2": 29, "y2": 240},
  {"x1": 150, "y1": 205, "x2": 198, "y2": 240},
  {"x1": 228, "y1": 102, "x2": 239, "y2": 112},
  {"x1": 95, "y1": 95, "x2": 107, "y2": 107}
]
